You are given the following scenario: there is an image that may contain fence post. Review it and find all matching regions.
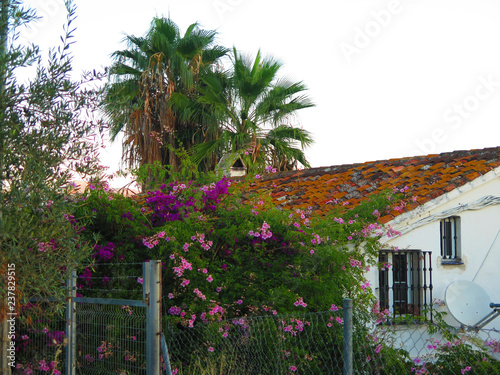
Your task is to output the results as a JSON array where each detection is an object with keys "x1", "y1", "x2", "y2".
[
  {"x1": 343, "y1": 298, "x2": 353, "y2": 375},
  {"x1": 65, "y1": 269, "x2": 76, "y2": 375},
  {"x1": 161, "y1": 332, "x2": 173, "y2": 375},
  {"x1": 146, "y1": 261, "x2": 161, "y2": 375}
]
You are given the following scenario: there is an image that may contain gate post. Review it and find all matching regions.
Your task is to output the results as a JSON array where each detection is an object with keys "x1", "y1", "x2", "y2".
[
  {"x1": 65, "y1": 269, "x2": 76, "y2": 375},
  {"x1": 146, "y1": 261, "x2": 161, "y2": 375},
  {"x1": 343, "y1": 298, "x2": 353, "y2": 375}
]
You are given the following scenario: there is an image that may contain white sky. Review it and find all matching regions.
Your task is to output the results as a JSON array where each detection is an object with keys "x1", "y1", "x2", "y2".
[{"x1": 19, "y1": 0, "x2": 500, "y2": 182}]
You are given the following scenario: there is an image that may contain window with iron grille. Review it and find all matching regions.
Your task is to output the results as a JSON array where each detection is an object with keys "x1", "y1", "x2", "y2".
[
  {"x1": 440, "y1": 216, "x2": 461, "y2": 261},
  {"x1": 379, "y1": 250, "x2": 433, "y2": 321}
]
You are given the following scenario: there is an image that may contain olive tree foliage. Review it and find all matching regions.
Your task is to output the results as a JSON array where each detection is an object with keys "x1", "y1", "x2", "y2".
[{"x1": 0, "y1": 0, "x2": 104, "y2": 307}]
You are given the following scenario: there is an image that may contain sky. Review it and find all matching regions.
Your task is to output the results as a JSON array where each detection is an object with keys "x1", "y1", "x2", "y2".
[{"x1": 19, "y1": 0, "x2": 500, "y2": 185}]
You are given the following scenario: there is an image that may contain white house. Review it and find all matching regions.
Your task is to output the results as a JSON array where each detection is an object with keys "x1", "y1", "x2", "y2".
[
  {"x1": 372, "y1": 164, "x2": 500, "y2": 330},
  {"x1": 249, "y1": 146, "x2": 500, "y2": 330}
]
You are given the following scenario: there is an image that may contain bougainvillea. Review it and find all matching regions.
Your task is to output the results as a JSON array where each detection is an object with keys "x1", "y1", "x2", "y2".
[{"x1": 72, "y1": 174, "x2": 413, "y2": 328}]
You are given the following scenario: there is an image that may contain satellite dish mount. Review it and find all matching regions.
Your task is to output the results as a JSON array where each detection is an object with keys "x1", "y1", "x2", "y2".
[{"x1": 444, "y1": 280, "x2": 500, "y2": 330}]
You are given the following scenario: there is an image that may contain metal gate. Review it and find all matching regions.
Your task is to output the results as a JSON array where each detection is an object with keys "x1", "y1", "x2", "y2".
[{"x1": 65, "y1": 261, "x2": 162, "y2": 375}]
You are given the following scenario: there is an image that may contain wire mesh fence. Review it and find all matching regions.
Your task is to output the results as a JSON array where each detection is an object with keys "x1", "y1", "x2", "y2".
[
  {"x1": 72, "y1": 262, "x2": 148, "y2": 375},
  {"x1": 75, "y1": 302, "x2": 147, "y2": 374},
  {"x1": 12, "y1": 300, "x2": 67, "y2": 374},
  {"x1": 12, "y1": 262, "x2": 148, "y2": 375},
  {"x1": 162, "y1": 309, "x2": 500, "y2": 375},
  {"x1": 358, "y1": 323, "x2": 500, "y2": 375},
  {"x1": 9, "y1": 260, "x2": 500, "y2": 375},
  {"x1": 163, "y1": 310, "x2": 345, "y2": 375}
]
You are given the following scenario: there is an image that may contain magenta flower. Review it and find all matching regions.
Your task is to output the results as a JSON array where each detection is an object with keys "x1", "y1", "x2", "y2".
[
  {"x1": 207, "y1": 275, "x2": 213, "y2": 283},
  {"x1": 38, "y1": 360, "x2": 50, "y2": 371}
]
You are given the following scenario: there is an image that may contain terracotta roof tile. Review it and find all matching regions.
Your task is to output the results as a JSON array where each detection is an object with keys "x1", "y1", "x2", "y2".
[{"x1": 240, "y1": 147, "x2": 500, "y2": 222}]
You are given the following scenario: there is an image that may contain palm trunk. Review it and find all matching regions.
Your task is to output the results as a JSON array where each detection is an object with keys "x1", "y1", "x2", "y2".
[{"x1": 168, "y1": 132, "x2": 179, "y2": 172}]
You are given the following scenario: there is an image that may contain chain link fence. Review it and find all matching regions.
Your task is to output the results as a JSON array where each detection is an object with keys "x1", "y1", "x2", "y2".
[
  {"x1": 162, "y1": 309, "x2": 500, "y2": 375},
  {"x1": 10, "y1": 260, "x2": 500, "y2": 374},
  {"x1": 163, "y1": 310, "x2": 345, "y2": 374}
]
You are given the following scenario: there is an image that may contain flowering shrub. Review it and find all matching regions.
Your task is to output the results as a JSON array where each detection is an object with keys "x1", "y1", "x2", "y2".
[
  {"x1": 44, "y1": 173, "x2": 425, "y2": 373},
  {"x1": 16, "y1": 172, "x2": 445, "y2": 373}
]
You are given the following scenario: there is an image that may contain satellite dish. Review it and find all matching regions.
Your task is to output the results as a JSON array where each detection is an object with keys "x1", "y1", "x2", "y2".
[{"x1": 445, "y1": 280, "x2": 500, "y2": 329}]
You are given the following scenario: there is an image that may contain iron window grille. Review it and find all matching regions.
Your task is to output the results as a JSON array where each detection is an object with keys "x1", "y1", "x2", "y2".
[
  {"x1": 440, "y1": 216, "x2": 461, "y2": 261},
  {"x1": 379, "y1": 249, "x2": 433, "y2": 322}
]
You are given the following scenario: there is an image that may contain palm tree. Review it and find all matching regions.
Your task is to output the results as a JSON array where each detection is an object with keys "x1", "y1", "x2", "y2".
[
  {"x1": 172, "y1": 48, "x2": 314, "y2": 172},
  {"x1": 103, "y1": 17, "x2": 228, "y2": 171}
]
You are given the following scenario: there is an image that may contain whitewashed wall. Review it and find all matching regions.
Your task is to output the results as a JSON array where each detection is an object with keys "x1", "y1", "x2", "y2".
[{"x1": 367, "y1": 169, "x2": 500, "y2": 329}]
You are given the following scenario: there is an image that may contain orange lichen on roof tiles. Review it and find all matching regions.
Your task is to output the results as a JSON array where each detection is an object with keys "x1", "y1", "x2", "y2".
[{"x1": 241, "y1": 147, "x2": 500, "y2": 223}]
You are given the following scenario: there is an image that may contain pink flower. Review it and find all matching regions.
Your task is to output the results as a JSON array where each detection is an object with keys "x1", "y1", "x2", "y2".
[
  {"x1": 255, "y1": 174, "x2": 261, "y2": 179},
  {"x1": 208, "y1": 346, "x2": 214, "y2": 352},
  {"x1": 336, "y1": 317, "x2": 343, "y2": 324},
  {"x1": 330, "y1": 304, "x2": 339, "y2": 311},
  {"x1": 137, "y1": 277, "x2": 143, "y2": 285},
  {"x1": 207, "y1": 275, "x2": 213, "y2": 283},
  {"x1": 289, "y1": 365, "x2": 297, "y2": 372},
  {"x1": 38, "y1": 360, "x2": 50, "y2": 371},
  {"x1": 236, "y1": 299, "x2": 243, "y2": 305}
]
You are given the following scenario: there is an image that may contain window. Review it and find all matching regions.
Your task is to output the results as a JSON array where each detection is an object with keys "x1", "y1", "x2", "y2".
[
  {"x1": 379, "y1": 250, "x2": 433, "y2": 320},
  {"x1": 440, "y1": 216, "x2": 461, "y2": 261}
]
